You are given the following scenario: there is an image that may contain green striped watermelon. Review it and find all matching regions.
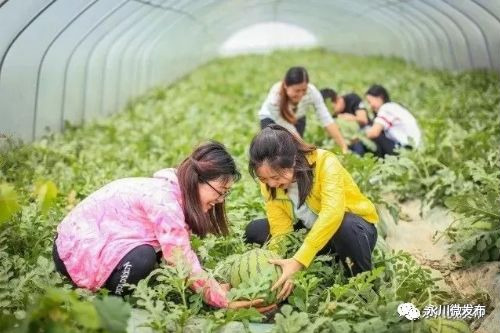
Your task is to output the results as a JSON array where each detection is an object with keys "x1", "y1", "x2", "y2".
[
  {"x1": 425, "y1": 318, "x2": 471, "y2": 333},
  {"x1": 229, "y1": 249, "x2": 283, "y2": 305}
]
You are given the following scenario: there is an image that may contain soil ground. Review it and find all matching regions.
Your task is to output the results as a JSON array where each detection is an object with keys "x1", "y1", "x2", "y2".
[{"x1": 381, "y1": 199, "x2": 500, "y2": 333}]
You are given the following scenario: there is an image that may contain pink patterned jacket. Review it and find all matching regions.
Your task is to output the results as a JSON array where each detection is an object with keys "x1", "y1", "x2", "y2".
[{"x1": 55, "y1": 168, "x2": 228, "y2": 308}]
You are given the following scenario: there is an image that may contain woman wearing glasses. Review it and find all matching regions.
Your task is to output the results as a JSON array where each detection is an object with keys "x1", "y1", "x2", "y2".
[{"x1": 52, "y1": 141, "x2": 274, "y2": 312}]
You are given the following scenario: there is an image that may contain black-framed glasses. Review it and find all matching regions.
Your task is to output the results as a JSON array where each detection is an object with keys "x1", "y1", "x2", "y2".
[{"x1": 201, "y1": 178, "x2": 231, "y2": 200}]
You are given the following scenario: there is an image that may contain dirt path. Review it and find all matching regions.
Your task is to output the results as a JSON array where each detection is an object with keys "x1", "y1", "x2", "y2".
[
  {"x1": 383, "y1": 199, "x2": 456, "y2": 265},
  {"x1": 380, "y1": 199, "x2": 500, "y2": 332}
]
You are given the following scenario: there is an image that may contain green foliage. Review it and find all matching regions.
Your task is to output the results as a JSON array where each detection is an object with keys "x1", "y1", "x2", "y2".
[
  {"x1": 444, "y1": 187, "x2": 500, "y2": 265},
  {"x1": 0, "y1": 183, "x2": 20, "y2": 224},
  {"x1": 0, "y1": 232, "x2": 65, "y2": 320},
  {"x1": 129, "y1": 259, "x2": 201, "y2": 331},
  {"x1": 93, "y1": 296, "x2": 132, "y2": 333},
  {"x1": 288, "y1": 271, "x2": 321, "y2": 313},
  {"x1": 32, "y1": 180, "x2": 58, "y2": 214},
  {"x1": 5, "y1": 288, "x2": 130, "y2": 333},
  {"x1": 335, "y1": 118, "x2": 377, "y2": 152},
  {"x1": 272, "y1": 249, "x2": 454, "y2": 333}
]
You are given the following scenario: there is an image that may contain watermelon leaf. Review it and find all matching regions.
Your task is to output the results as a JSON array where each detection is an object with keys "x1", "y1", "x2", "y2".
[{"x1": 0, "y1": 183, "x2": 20, "y2": 224}]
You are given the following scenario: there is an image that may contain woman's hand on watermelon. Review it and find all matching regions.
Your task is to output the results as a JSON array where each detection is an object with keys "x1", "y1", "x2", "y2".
[
  {"x1": 255, "y1": 303, "x2": 278, "y2": 314},
  {"x1": 223, "y1": 283, "x2": 277, "y2": 313},
  {"x1": 276, "y1": 279, "x2": 294, "y2": 301},
  {"x1": 269, "y1": 258, "x2": 303, "y2": 301},
  {"x1": 227, "y1": 299, "x2": 277, "y2": 313}
]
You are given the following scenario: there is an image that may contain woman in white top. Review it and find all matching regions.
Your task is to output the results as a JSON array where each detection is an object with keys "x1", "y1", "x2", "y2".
[
  {"x1": 364, "y1": 84, "x2": 421, "y2": 157},
  {"x1": 258, "y1": 67, "x2": 347, "y2": 152}
]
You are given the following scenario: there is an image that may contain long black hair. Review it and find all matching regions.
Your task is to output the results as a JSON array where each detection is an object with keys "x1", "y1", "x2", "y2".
[
  {"x1": 280, "y1": 67, "x2": 309, "y2": 124},
  {"x1": 249, "y1": 124, "x2": 315, "y2": 207},
  {"x1": 365, "y1": 84, "x2": 390, "y2": 103},
  {"x1": 177, "y1": 141, "x2": 241, "y2": 237}
]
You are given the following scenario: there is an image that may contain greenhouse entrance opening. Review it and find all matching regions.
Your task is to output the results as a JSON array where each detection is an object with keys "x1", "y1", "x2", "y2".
[{"x1": 219, "y1": 22, "x2": 318, "y2": 56}]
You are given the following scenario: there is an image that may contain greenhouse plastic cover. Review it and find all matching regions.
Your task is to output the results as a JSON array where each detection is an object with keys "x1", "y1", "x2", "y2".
[{"x1": 0, "y1": 0, "x2": 499, "y2": 142}]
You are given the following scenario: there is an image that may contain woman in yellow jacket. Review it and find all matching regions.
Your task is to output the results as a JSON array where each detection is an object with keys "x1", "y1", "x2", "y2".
[{"x1": 246, "y1": 124, "x2": 378, "y2": 301}]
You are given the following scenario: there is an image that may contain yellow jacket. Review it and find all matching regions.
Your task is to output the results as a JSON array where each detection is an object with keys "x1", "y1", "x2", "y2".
[{"x1": 259, "y1": 149, "x2": 378, "y2": 267}]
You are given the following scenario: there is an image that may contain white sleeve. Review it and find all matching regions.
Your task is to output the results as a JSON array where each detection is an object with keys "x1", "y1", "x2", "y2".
[
  {"x1": 258, "y1": 82, "x2": 281, "y2": 120},
  {"x1": 310, "y1": 84, "x2": 334, "y2": 127},
  {"x1": 374, "y1": 105, "x2": 396, "y2": 130}
]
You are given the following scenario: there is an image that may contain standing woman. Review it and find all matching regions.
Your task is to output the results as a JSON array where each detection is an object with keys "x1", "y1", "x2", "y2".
[
  {"x1": 258, "y1": 66, "x2": 348, "y2": 152},
  {"x1": 245, "y1": 125, "x2": 378, "y2": 301},
  {"x1": 364, "y1": 84, "x2": 421, "y2": 157},
  {"x1": 53, "y1": 141, "x2": 273, "y2": 312}
]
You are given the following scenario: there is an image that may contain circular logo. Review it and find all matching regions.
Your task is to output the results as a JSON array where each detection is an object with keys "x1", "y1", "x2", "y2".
[{"x1": 397, "y1": 303, "x2": 421, "y2": 320}]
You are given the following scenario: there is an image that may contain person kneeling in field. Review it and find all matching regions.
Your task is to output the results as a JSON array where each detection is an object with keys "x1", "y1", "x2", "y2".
[
  {"x1": 245, "y1": 125, "x2": 378, "y2": 301},
  {"x1": 364, "y1": 84, "x2": 422, "y2": 157},
  {"x1": 320, "y1": 88, "x2": 375, "y2": 156},
  {"x1": 53, "y1": 141, "x2": 275, "y2": 312}
]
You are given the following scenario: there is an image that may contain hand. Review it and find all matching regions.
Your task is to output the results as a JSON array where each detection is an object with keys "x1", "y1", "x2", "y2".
[
  {"x1": 223, "y1": 283, "x2": 277, "y2": 313},
  {"x1": 256, "y1": 303, "x2": 278, "y2": 314},
  {"x1": 269, "y1": 258, "x2": 303, "y2": 301},
  {"x1": 227, "y1": 299, "x2": 277, "y2": 314},
  {"x1": 276, "y1": 279, "x2": 294, "y2": 301},
  {"x1": 338, "y1": 113, "x2": 356, "y2": 121}
]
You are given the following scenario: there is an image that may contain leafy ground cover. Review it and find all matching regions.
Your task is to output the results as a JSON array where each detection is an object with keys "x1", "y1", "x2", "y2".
[{"x1": 0, "y1": 49, "x2": 499, "y2": 332}]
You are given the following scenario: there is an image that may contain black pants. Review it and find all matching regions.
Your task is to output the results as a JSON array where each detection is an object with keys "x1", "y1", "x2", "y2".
[
  {"x1": 349, "y1": 141, "x2": 366, "y2": 156},
  {"x1": 244, "y1": 213, "x2": 377, "y2": 276},
  {"x1": 372, "y1": 132, "x2": 414, "y2": 158},
  {"x1": 53, "y1": 241, "x2": 159, "y2": 296},
  {"x1": 372, "y1": 132, "x2": 398, "y2": 157},
  {"x1": 260, "y1": 117, "x2": 306, "y2": 138}
]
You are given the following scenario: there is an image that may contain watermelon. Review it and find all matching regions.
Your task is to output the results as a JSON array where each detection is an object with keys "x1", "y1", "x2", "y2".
[
  {"x1": 336, "y1": 117, "x2": 377, "y2": 151},
  {"x1": 214, "y1": 254, "x2": 239, "y2": 282},
  {"x1": 229, "y1": 249, "x2": 283, "y2": 305},
  {"x1": 424, "y1": 318, "x2": 471, "y2": 333}
]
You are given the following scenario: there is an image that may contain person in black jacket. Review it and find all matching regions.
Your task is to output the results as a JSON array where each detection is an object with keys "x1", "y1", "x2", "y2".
[{"x1": 321, "y1": 88, "x2": 370, "y2": 155}]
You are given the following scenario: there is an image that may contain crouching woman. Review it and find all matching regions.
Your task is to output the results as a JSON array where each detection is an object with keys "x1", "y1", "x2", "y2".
[
  {"x1": 245, "y1": 125, "x2": 378, "y2": 301},
  {"x1": 53, "y1": 141, "x2": 272, "y2": 311}
]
